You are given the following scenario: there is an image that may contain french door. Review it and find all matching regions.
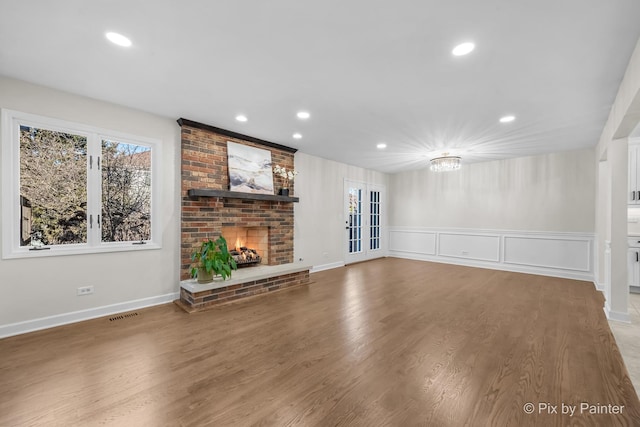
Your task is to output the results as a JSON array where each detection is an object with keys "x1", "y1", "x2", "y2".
[{"x1": 344, "y1": 180, "x2": 385, "y2": 264}]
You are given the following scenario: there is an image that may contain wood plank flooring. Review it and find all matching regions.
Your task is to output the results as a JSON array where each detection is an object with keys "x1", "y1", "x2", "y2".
[{"x1": 1, "y1": 258, "x2": 638, "y2": 426}]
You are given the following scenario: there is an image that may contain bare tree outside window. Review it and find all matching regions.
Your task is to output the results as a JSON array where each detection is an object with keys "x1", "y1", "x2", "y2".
[
  {"x1": 6, "y1": 111, "x2": 159, "y2": 256},
  {"x1": 19, "y1": 126, "x2": 87, "y2": 246},
  {"x1": 101, "y1": 140, "x2": 151, "y2": 242}
]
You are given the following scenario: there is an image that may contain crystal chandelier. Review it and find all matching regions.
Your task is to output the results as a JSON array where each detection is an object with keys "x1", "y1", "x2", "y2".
[{"x1": 429, "y1": 154, "x2": 461, "y2": 172}]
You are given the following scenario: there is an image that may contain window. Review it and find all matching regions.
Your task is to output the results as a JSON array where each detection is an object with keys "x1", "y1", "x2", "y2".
[
  {"x1": 19, "y1": 126, "x2": 88, "y2": 246},
  {"x1": 2, "y1": 109, "x2": 161, "y2": 258},
  {"x1": 101, "y1": 139, "x2": 152, "y2": 242}
]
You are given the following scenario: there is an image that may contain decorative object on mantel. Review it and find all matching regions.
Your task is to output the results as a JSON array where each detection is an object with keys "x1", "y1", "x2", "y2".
[
  {"x1": 430, "y1": 153, "x2": 461, "y2": 172},
  {"x1": 227, "y1": 141, "x2": 274, "y2": 195},
  {"x1": 190, "y1": 236, "x2": 238, "y2": 283},
  {"x1": 273, "y1": 165, "x2": 298, "y2": 196}
]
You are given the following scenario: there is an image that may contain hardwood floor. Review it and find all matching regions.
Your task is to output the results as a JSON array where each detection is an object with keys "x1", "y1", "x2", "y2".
[{"x1": 1, "y1": 258, "x2": 638, "y2": 426}]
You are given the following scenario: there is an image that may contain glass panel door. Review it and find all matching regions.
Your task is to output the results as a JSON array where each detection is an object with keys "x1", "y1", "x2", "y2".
[
  {"x1": 348, "y1": 186, "x2": 363, "y2": 255},
  {"x1": 344, "y1": 181, "x2": 384, "y2": 264}
]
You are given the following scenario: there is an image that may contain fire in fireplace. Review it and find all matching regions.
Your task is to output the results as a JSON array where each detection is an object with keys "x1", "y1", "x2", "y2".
[
  {"x1": 222, "y1": 226, "x2": 268, "y2": 267},
  {"x1": 231, "y1": 246, "x2": 261, "y2": 266}
]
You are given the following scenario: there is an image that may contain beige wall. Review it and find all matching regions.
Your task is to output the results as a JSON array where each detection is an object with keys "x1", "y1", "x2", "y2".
[
  {"x1": 0, "y1": 76, "x2": 181, "y2": 329},
  {"x1": 388, "y1": 148, "x2": 596, "y2": 232},
  {"x1": 0, "y1": 77, "x2": 389, "y2": 331},
  {"x1": 294, "y1": 152, "x2": 388, "y2": 269},
  {"x1": 0, "y1": 69, "x2": 621, "y2": 331}
]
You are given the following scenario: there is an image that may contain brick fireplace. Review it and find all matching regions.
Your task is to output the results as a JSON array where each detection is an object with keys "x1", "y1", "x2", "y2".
[{"x1": 177, "y1": 119, "x2": 309, "y2": 311}]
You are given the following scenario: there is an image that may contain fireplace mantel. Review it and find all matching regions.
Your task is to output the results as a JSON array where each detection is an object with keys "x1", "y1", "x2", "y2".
[{"x1": 187, "y1": 188, "x2": 299, "y2": 203}]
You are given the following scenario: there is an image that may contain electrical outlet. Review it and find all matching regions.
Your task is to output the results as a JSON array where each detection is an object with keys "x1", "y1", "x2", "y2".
[{"x1": 77, "y1": 286, "x2": 94, "y2": 296}]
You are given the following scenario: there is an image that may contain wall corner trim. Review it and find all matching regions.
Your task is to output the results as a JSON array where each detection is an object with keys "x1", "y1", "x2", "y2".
[
  {"x1": 593, "y1": 280, "x2": 605, "y2": 292},
  {"x1": 604, "y1": 306, "x2": 632, "y2": 323}
]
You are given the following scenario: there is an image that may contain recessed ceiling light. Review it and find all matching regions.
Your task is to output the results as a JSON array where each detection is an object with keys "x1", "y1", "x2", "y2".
[
  {"x1": 499, "y1": 115, "x2": 516, "y2": 123},
  {"x1": 452, "y1": 42, "x2": 475, "y2": 56},
  {"x1": 105, "y1": 32, "x2": 132, "y2": 47},
  {"x1": 293, "y1": 133, "x2": 302, "y2": 139},
  {"x1": 235, "y1": 115, "x2": 248, "y2": 122},
  {"x1": 297, "y1": 111, "x2": 310, "y2": 119},
  {"x1": 377, "y1": 143, "x2": 387, "y2": 149}
]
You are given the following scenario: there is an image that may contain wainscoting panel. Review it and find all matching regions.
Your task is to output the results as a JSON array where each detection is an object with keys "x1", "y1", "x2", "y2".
[
  {"x1": 389, "y1": 230, "x2": 437, "y2": 255},
  {"x1": 388, "y1": 228, "x2": 595, "y2": 281},
  {"x1": 503, "y1": 236, "x2": 590, "y2": 272},
  {"x1": 438, "y1": 233, "x2": 500, "y2": 262}
]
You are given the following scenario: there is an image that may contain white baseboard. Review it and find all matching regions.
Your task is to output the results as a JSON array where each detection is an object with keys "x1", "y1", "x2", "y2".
[
  {"x1": 594, "y1": 279, "x2": 605, "y2": 292},
  {"x1": 0, "y1": 292, "x2": 179, "y2": 339},
  {"x1": 604, "y1": 303, "x2": 632, "y2": 323},
  {"x1": 310, "y1": 261, "x2": 345, "y2": 273}
]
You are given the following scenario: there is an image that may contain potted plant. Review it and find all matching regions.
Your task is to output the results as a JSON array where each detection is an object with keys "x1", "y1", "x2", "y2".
[
  {"x1": 273, "y1": 164, "x2": 298, "y2": 196},
  {"x1": 191, "y1": 236, "x2": 238, "y2": 283}
]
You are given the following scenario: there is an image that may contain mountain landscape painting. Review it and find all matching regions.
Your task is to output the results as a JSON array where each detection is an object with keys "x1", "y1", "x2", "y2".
[{"x1": 227, "y1": 141, "x2": 274, "y2": 194}]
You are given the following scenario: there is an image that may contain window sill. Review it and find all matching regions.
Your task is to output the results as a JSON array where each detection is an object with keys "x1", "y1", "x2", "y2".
[{"x1": 1, "y1": 242, "x2": 161, "y2": 260}]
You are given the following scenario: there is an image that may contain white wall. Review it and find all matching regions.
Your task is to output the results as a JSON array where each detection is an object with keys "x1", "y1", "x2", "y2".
[
  {"x1": 0, "y1": 76, "x2": 181, "y2": 335},
  {"x1": 596, "y1": 155, "x2": 611, "y2": 286},
  {"x1": 388, "y1": 148, "x2": 595, "y2": 232},
  {"x1": 628, "y1": 208, "x2": 640, "y2": 235},
  {"x1": 293, "y1": 152, "x2": 388, "y2": 270}
]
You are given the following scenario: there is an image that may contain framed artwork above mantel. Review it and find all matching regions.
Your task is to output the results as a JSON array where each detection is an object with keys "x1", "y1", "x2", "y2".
[{"x1": 226, "y1": 141, "x2": 275, "y2": 195}]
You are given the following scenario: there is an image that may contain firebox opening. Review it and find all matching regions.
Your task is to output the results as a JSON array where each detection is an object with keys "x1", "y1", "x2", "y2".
[{"x1": 221, "y1": 226, "x2": 269, "y2": 267}]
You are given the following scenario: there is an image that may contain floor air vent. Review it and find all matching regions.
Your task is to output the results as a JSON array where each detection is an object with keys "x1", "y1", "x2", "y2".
[{"x1": 109, "y1": 312, "x2": 139, "y2": 322}]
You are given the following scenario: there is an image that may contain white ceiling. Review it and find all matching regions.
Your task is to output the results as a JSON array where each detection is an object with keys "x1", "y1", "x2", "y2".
[{"x1": 1, "y1": 1, "x2": 640, "y2": 173}]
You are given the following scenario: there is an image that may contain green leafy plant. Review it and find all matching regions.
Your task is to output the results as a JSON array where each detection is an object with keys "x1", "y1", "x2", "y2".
[{"x1": 190, "y1": 236, "x2": 238, "y2": 280}]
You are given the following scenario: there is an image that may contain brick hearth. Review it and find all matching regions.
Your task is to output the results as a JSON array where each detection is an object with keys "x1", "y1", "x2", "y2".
[{"x1": 177, "y1": 265, "x2": 310, "y2": 312}]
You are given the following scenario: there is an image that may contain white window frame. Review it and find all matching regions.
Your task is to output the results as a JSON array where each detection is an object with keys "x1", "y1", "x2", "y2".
[{"x1": 1, "y1": 109, "x2": 162, "y2": 259}]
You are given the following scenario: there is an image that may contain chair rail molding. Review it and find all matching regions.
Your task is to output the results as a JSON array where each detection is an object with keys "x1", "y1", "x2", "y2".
[{"x1": 388, "y1": 227, "x2": 595, "y2": 282}]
